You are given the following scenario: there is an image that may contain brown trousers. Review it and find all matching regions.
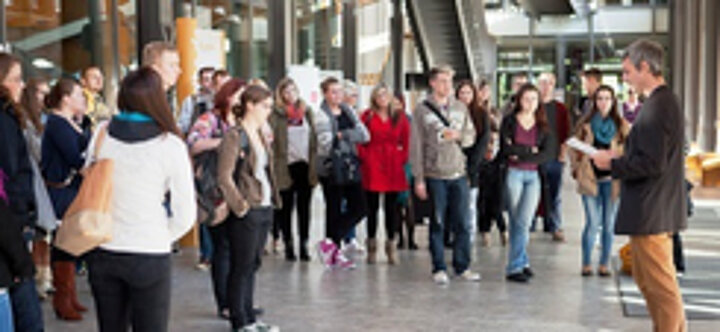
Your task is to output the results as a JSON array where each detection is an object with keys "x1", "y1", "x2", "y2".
[{"x1": 630, "y1": 233, "x2": 687, "y2": 332}]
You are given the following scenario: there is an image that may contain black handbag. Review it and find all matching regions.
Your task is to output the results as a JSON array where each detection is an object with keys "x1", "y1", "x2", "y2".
[{"x1": 328, "y1": 137, "x2": 361, "y2": 185}]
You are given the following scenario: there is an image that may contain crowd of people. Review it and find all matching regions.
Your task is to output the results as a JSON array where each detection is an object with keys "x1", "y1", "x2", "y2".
[{"x1": 0, "y1": 38, "x2": 687, "y2": 332}]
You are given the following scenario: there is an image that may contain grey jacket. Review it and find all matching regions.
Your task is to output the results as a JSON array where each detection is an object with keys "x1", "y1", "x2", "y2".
[
  {"x1": 611, "y1": 85, "x2": 687, "y2": 235},
  {"x1": 314, "y1": 101, "x2": 370, "y2": 177},
  {"x1": 409, "y1": 95, "x2": 476, "y2": 181}
]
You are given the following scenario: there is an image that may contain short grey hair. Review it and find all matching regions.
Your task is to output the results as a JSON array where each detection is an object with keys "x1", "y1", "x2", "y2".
[
  {"x1": 623, "y1": 39, "x2": 664, "y2": 77},
  {"x1": 343, "y1": 79, "x2": 359, "y2": 95}
]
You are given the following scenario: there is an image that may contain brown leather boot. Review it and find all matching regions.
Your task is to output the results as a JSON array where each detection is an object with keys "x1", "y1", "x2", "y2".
[
  {"x1": 69, "y1": 271, "x2": 88, "y2": 312},
  {"x1": 52, "y1": 262, "x2": 83, "y2": 321},
  {"x1": 385, "y1": 240, "x2": 397, "y2": 265},
  {"x1": 366, "y1": 239, "x2": 378, "y2": 264}
]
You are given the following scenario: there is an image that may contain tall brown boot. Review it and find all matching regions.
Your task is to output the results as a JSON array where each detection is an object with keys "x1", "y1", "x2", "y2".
[
  {"x1": 385, "y1": 240, "x2": 397, "y2": 265},
  {"x1": 366, "y1": 239, "x2": 378, "y2": 264},
  {"x1": 69, "y1": 271, "x2": 88, "y2": 312},
  {"x1": 52, "y1": 262, "x2": 83, "y2": 321}
]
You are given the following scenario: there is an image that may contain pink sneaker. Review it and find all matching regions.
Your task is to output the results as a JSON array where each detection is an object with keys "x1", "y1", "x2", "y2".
[
  {"x1": 316, "y1": 239, "x2": 337, "y2": 269},
  {"x1": 333, "y1": 249, "x2": 356, "y2": 270}
]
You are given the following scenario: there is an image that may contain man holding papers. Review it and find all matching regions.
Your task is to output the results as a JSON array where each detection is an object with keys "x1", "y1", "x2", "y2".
[{"x1": 591, "y1": 39, "x2": 687, "y2": 332}]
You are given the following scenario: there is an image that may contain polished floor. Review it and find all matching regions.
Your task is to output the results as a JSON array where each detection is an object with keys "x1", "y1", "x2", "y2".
[{"x1": 43, "y1": 178, "x2": 720, "y2": 331}]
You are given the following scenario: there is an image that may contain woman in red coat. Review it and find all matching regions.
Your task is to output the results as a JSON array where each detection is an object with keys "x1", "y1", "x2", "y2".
[{"x1": 358, "y1": 84, "x2": 409, "y2": 265}]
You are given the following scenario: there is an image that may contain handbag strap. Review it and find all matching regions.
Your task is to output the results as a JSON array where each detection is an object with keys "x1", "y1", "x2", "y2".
[
  {"x1": 93, "y1": 124, "x2": 109, "y2": 161},
  {"x1": 423, "y1": 100, "x2": 451, "y2": 127}
]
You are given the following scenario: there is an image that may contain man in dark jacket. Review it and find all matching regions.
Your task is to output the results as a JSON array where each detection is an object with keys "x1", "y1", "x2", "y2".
[{"x1": 593, "y1": 39, "x2": 686, "y2": 332}]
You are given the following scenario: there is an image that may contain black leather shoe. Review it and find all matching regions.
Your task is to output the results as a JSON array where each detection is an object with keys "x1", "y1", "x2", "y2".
[
  {"x1": 506, "y1": 273, "x2": 529, "y2": 283},
  {"x1": 523, "y1": 267, "x2": 534, "y2": 278}
]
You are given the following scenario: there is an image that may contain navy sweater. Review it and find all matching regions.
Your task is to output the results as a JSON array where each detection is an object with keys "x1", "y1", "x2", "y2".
[{"x1": 41, "y1": 114, "x2": 90, "y2": 219}]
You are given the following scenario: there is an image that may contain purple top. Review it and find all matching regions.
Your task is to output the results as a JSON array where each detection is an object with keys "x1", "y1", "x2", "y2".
[
  {"x1": 509, "y1": 124, "x2": 538, "y2": 171},
  {"x1": 623, "y1": 102, "x2": 642, "y2": 124}
]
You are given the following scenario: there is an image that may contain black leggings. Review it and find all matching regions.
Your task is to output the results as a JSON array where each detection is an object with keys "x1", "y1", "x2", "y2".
[
  {"x1": 275, "y1": 162, "x2": 314, "y2": 248},
  {"x1": 365, "y1": 191, "x2": 399, "y2": 240},
  {"x1": 320, "y1": 177, "x2": 367, "y2": 245},
  {"x1": 226, "y1": 208, "x2": 272, "y2": 329}
]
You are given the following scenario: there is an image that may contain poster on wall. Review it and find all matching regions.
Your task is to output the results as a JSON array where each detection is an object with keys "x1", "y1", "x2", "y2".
[
  {"x1": 194, "y1": 29, "x2": 226, "y2": 87},
  {"x1": 288, "y1": 65, "x2": 322, "y2": 114}
]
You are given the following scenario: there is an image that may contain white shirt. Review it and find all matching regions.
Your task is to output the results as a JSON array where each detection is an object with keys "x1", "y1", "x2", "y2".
[
  {"x1": 287, "y1": 119, "x2": 310, "y2": 164},
  {"x1": 86, "y1": 130, "x2": 196, "y2": 254},
  {"x1": 252, "y1": 141, "x2": 272, "y2": 207}
]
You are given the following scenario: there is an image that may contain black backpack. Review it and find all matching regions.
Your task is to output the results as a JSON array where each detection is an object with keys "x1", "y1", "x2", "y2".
[{"x1": 194, "y1": 128, "x2": 249, "y2": 224}]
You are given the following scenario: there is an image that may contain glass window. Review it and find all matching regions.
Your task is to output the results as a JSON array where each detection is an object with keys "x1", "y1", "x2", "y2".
[{"x1": 7, "y1": 0, "x2": 137, "y2": 81}]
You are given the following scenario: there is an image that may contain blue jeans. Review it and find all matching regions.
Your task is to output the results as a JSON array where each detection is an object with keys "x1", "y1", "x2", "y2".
[
  {"x1": 581, "y1": 180, "x2": 618, "y2": 267},
  {"x1": 505, "y1": 169, "x2": 541, "y2": 275},
  {"x1": 544, "y1": 160, "x2": 564, "y2": 232},
  {"x1": 427, "y1": 177, "x2": 471, "y2": 274},
  {"x1": 467, "y1": 188, "x2": 479, "y2": 245},
  {"x1": 0, "y1": 290, "x2": 13, "y2": 332},
  {"x1": 199, "y1": 223, "x2": 213, "y2": 262},
  {"x1": 9, "y1": 278, "x2": 43, "y2": 332}
]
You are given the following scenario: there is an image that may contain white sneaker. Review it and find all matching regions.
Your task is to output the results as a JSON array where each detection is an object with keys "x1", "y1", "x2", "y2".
[
  {"x1": 254, "y1": 321, "x2": 280, "y2": 332},
  {"x1": 433, "y1": 271, "x2": 449, "y2": 285},
  {"x1": 458, "y1": 270, "x2": 482, "y2": 282},
  {"x1": 341, "y1": 239, "x2": 366, "y2": 260}
]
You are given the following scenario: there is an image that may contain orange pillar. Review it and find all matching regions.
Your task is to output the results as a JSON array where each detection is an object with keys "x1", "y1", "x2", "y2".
[{"x1": 176, "y1": 17, "x2": 199, "y2": 248}]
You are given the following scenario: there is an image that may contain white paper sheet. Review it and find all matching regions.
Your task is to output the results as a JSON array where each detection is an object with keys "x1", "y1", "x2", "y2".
[{"x1": 566, "y1": 137, "x2": 599, "y2": 155}]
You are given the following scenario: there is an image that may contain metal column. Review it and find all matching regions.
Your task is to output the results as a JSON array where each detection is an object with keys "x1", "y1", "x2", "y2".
[
  {"x1": 268, "y1": 0, "x2": 290, "y2": 87},
  {"x1": 392, "y1": 0, "x2": 404, "y2": 94},
  {"x1": 556, "y1": 37, "x2": 567, "y2": 90},
  {"x1": 89, "y1": 0, "x2": 104, "y2": 68},
  {"x1": 137, "y1": 0, "x2": 166, "y2": 63},
  {"x1": 528, "y1": 14, "x2": 535, "y2": 80},
  {"x1": 342, "y1": 0, "x2": 358, "y2": 81}
]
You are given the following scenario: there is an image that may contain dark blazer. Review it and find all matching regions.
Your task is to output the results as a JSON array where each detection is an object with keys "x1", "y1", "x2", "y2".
[
  {"x1": 612, "y1": 85, "x2": 687, "y2": 235},
  {"x1": 463, "y1": 111, "x2": 491, "y2": 188},
  {"x1": 0, "y1": 97, "x2": 36, "y2": 226},
  {"x1": 269, "y1": 105, "x2": 319, "y2": 191},
  {"x1": 0, "y1": 201, "x2": 34, "y2": 288}
]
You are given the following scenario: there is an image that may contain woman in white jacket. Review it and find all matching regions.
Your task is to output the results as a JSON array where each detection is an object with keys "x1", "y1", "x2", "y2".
[{"x1": 85, "y1": 67, "x2": 195, "y2": 332}]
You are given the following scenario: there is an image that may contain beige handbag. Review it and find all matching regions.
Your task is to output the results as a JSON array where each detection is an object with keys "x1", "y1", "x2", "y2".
[{"x1": 54, "y1": 126, "x2": 113, "y2": 256}]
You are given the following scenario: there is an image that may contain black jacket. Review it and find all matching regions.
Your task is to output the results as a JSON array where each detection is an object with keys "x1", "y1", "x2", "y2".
[
  {"x1": 0, "y1": 201, "x2": 35, "y2": 288},
  {"x1": 463, "y1": 111, "x2": 491, "y2": 188},
  {"x1": 612, "y1": 85, "x2": 687, "y2": 235},
  {"x1": 496, "y1": 114, "x2": 556, "y2": 213},
  {"x1": 0, "y1": 97, "x2": 36, "y2": 226}
]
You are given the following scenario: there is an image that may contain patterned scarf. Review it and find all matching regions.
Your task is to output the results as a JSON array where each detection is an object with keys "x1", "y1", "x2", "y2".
[{"x1": 287, "y1": 104, "x2": 305, "y2": 126}]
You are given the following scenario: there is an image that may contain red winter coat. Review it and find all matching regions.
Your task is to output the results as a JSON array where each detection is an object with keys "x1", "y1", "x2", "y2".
[{"x1": 358, "y1": 110, "x2": 410, "y2": 192}]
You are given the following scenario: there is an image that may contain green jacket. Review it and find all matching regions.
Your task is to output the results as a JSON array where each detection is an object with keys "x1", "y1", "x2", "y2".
[{"x1": 269, "y1": 105, "x2": 319, "y2": 191}]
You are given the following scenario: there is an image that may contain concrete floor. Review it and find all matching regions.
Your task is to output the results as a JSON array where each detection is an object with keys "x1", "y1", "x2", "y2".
[{"x1": 42, "y1": 178, "x2": 720, "y2": 332}]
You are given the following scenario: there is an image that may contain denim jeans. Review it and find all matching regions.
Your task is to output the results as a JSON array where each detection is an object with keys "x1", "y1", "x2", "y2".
[
  {"x1": 0, "y1": 289, "x2": 13, "y2": 332},
  {"x1": 9, "y1": 278, "x2": 43, "y2": 332},
  {"x1": 426, "y1": 177, "x2": 471, "y2": 274},
  {"x1": 467, "y1": 188, "x2": 479, "y2": 245},
  {"x1": 199, "y1": 224, "x2": 213, "y2": 262},
  {"x1": 543, "y1": 160, "x2": 564, "y2": 232},
  {"x1": 581, "y1": 180, "x2": 618, "y2": 267},
  {"x1": 505, "y1": 168, "x2": 541, "y2": 275}
]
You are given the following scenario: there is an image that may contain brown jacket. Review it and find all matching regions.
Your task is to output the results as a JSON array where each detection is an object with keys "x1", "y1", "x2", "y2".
[
  {"x1": 269, "y1": 106, "x2": 318, "y2": 191},
  {"x1": 570, "y1": 121, "x2": 630, "y2": 200},
  {"x1": 217, "y1": 125, "x2": 281, "y2": 217}
]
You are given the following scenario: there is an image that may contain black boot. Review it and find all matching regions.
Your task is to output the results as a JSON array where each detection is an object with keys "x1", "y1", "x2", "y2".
[
  {"x1": 299, "y1": 240, "x2": 311, "y2": 262},
  {"x1": 284, "y1": 239, "x2": 296, "y2": 261}
]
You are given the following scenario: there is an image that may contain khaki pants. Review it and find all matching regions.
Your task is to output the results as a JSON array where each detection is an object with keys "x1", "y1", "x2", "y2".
[{"x1": 630, "y1": 233, "x2": 687, "y2": 332}]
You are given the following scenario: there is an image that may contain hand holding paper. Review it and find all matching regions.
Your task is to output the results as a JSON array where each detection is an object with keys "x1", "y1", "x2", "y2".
[
  {"x1": 591, "y1": 150, "x2": 615, "y2": 170},
  {"x1": 565, "y1": 137, "x2": 598, "y2": 155}
]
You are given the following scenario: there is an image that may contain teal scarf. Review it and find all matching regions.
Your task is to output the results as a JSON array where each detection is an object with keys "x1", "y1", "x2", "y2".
[
  {"x1": 590, "y1": 112, "x2": 617, "y2": 145},
  {"x1": 115, "y1": 111, "x2": 154, "y2": 123}
]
